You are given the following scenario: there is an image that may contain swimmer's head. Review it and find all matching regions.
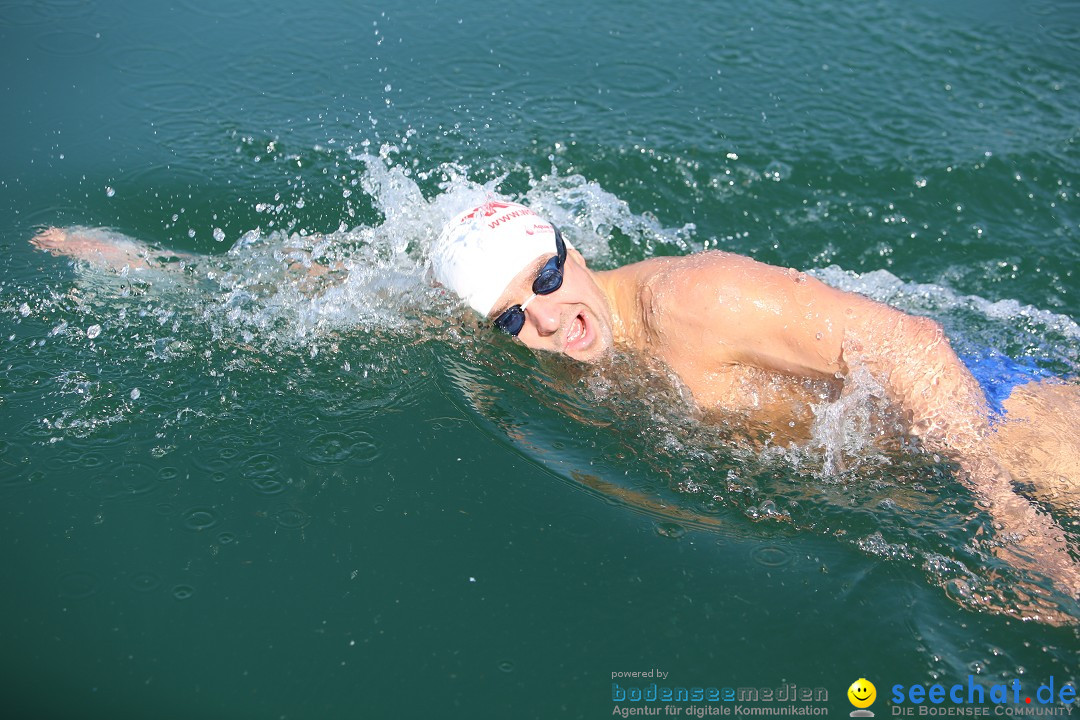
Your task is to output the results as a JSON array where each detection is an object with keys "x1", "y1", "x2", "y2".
[
  {"x1": 433, "y1": 199, "x2": 617, "y2": 363},
  {"x1": 431, "y1": 200, "x2": 572, "y2": 317}
]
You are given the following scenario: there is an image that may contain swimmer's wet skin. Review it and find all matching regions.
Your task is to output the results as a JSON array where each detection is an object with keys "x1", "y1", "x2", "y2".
[{"x1": 432, "y1": 200, "x2": 1080, "y2": 611}]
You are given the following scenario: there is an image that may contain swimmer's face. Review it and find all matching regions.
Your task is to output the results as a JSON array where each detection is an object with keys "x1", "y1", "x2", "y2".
[{"x1": 488, "y1": 248, "x2": 614, "y2": 363}]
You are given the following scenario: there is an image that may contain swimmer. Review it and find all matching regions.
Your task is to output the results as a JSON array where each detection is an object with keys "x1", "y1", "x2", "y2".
[
  {"x1": 433, "y1": 201, "x2": 1080, "y2": 611},
  {"x1": 29, "y1": 202, "x2": 1080, "y2": 615}
]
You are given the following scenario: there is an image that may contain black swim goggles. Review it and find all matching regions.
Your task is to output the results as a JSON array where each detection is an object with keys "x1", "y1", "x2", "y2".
[{"x1": 492, "y1": 227, "x2": 567, "y2": 336}]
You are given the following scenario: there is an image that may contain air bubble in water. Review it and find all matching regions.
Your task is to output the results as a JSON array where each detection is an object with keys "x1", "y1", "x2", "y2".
[
  {"x1": 105, "y1": 186, "x2": 115, "y2": 197},
  {"x1": 213, "y1": 228, "x2": 225, "y2": 242},
  {"x1": 86, "y1": 324, "x2": 102, "y2": 339}
]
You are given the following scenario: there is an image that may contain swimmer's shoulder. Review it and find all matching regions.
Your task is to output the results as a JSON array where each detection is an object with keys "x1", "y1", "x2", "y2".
[
  {"x1": 620, "y1": 252, "x2": 752, "y2": 335},
  {"x1": 628, "y1": 251, "x2": 762, "y2": 300}
]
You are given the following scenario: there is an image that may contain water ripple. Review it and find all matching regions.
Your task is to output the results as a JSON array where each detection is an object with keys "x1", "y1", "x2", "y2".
[
  {"x1": 241, "y1": 452, "x2": 287, "y2": 495},
  {"x1": 599, "y1": 61, "x2": 679, "y2": 99},
  {"x1": 58, "y1": 570, "x2": 99, "y2": 599},
  {"x1": 750, "y1": 544, "x2": 794, "y2": 568},
  {"x1": 34, "y1": 30, "x2": 103, "y2": 57},
  {"x1": 182, "y1": 506, "x2": 220, "y2": 531},
  {"x1": 109, "y1": 45, "x2": 191, "y2": 78},
  {"x1": 171, "y1": 584, "x2": 195, "y2": 600},
  {"x1": 272, "y1": 507, "x2": 311, "y2": 529},
  {"x1": 86, "y1": 462, "x2": 159, "y2": 502},
  {"x1": 129, "y1": 572, "x2": 161, "y2": 593}
]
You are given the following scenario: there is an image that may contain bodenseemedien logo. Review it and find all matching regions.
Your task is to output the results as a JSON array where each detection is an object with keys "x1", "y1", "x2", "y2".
[{"x1": 848, "y1": 678, "x2": 877, "y2": 717}]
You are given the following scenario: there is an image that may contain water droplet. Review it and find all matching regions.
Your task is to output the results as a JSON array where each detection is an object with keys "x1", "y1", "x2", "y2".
[
  {"x1": 217, "y1": 531, "x2": 236, "y2": 545},
  {"x1": 105, "y1": 186, "x2": 115, "y2": 197},
  {"x1": 212, "y1": 227, "x2": 225, "y2": 242},
  {"x1": 86, "y1": 324, "x2": 101, "y2": 339},
  {"x1": 130, "y1": 388, "x2": 141, "y2": 400},
  {"x1": 18, "y1": 303, "x2": 31, "y2": 317},
  {"x1": 498, "y1": 660, "x2": 515, "y2": 673}
]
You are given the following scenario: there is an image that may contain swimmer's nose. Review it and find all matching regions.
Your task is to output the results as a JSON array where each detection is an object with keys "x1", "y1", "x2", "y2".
[{"x1": 526, "y1": 295, "x2": 561, "y2": 337}]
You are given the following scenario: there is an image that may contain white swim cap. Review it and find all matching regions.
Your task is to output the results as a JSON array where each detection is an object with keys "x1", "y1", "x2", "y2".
[{"x1": 431, "y1": 200, "x2": 570, "y2": 316}]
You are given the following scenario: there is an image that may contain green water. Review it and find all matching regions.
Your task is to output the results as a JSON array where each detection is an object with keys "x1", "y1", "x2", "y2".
[{"x1": 2, "y1": 0, "x2": 1078, "y2": 718}]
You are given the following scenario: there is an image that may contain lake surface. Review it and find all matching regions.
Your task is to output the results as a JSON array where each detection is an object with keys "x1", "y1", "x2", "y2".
[{"x1": 1, "y1": 0, "x2": 1078, "y2": 717}]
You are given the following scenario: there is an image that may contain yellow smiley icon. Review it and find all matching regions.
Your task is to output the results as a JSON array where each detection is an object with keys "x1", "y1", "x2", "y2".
[{"x1": 848, "y1": 678, "x2": 876, "y2": 709}]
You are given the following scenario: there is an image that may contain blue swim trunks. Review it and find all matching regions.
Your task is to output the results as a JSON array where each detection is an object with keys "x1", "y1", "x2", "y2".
[{"x1": 958, "y1": 349, "x2": 1054, "y2": 415}]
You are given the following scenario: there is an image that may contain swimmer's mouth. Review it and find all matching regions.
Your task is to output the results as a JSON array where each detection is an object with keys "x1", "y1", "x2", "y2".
[{"x1": 565, "y1": 312, "x2": 586, "y2": 350}]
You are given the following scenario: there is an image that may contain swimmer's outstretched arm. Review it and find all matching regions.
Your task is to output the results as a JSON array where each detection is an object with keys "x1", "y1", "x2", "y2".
[
  {"x1": 30, "y1": 227, "x2": 343, "y2": 288},
  {"x1": 31, "y1": 227, "x2": 198, "y2": 270},
  {"x1": 656, "y1": 253, "x2": 1078, "y2": 606}
]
